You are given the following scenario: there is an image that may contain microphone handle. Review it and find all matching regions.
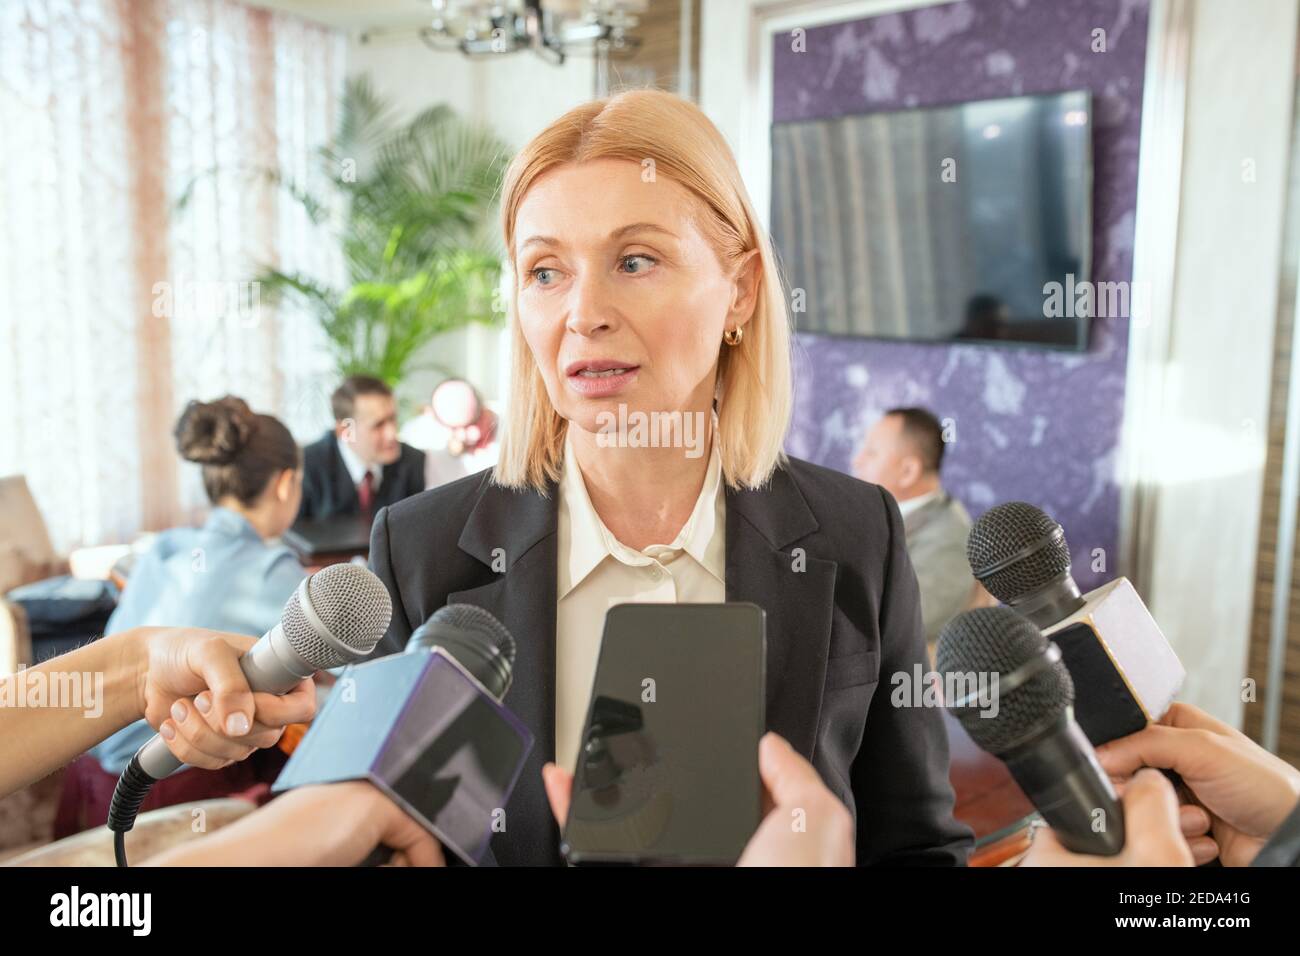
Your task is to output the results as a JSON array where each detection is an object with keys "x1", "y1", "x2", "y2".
[
  {"x1": 1003, "y1": 714, "x2": 1125, "y2": 856},
  {"x1": 135, "y1": 625, "x2": 310, "y2": 780}
]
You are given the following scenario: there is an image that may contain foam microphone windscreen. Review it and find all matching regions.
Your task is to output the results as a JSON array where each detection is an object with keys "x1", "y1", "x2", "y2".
[
  {"x1": 966, "y1": 502, "x2": 1074, "y2": 608},
  {"x1": 405, "y1": 602, "x2": 516, "y2": 698},
  {"x1": 936, "y1": 606, "x2": 1075, "y2": 755},
  {"x1": 281, "y1": 562, "x2": 394, "y2": 667}
]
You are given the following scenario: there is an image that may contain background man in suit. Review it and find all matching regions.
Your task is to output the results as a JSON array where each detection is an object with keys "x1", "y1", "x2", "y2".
[
  {"x1": 854, "y1": 406, "x2": 987, "y2": 650},
  {"x1": 298, "y1": 376, "x2": 426, "y2": 522}
]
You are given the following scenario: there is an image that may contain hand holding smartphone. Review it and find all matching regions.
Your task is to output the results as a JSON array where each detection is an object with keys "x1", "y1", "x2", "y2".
[{"x1": 560, "y1": 602, "x2": 766, "y2": 865}]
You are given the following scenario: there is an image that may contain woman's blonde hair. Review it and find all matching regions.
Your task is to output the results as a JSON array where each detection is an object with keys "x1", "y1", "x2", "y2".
[{"x1": 493, "y1": 88, "x2": 792, "y2": 492}]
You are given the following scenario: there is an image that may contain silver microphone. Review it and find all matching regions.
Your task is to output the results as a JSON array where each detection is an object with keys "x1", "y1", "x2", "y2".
[{"x1": 134, "y1": 562, "x2": 392, "y2": 779}]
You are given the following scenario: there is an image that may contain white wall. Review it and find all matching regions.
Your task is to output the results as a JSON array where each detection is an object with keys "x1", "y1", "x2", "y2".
[
  {"x1": 1140, "y1": 0, "x2": 1297, "y2": 726},
  {"x1": 347, "y1": 34, "x2": 479, "y2": 116},
  {"x1": 346, "y1": 35, "x2": 596, "y2": 414}
]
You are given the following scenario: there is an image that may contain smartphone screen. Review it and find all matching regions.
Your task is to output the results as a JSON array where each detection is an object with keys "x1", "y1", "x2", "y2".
[{"x1": 560, "y1": 602, "x2": 766, "y2": 865}]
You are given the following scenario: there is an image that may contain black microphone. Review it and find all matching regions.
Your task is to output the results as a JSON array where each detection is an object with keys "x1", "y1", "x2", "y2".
[
  {"x1": 937, "y1": 605, "x2": 1124, "y2": 856},
  {"x1": 107, "y1": 562, "x2": 393, "y2": 866},
  {"x1": 272, "y1": 603, "x2": 535, "y2": 866},
  {"x1": 967, "y1": 502, "x2": 1185, "y2": 746},
  {"x1": 404, "y1": 602, "x2": 515, "y2": 696}
]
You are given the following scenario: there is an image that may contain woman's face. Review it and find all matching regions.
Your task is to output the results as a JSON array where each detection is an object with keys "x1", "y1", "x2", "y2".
[{"x1": 512, "y1": 158, "x2": 758, "y2": 438}]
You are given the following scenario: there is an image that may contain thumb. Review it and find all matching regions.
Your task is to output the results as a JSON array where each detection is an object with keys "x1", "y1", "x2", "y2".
[
  {"x1": 1123, "y1": 768, "x2": 1181, "y2": 830},
  {"x1": 188, "y1": 636, "x2": 254, "y2": 736},
  {"x1": 757, "y1": 732, "x2": 823, "y2": 807},
  {"x1": 1122, "y1": 768, "x2": 1193, "y2": 864},
  {"x1": 383, "y1": 817, "x2": 445, "y2": 868},
  {"x1": 542, "y1": 763, "x2": 573, "y2": 826}
]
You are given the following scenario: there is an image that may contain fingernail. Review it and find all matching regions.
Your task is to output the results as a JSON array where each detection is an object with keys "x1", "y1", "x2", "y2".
[
  {"x1": 194, "y1": 693, "x2": 211, "y2": 714},
  {"x1": 171, "y1": 700, "x2": 187, "y2": 722},
  {"x1": 159, "y1": 722, "x2": 175, "y2": 740},
  {"x1": 226, "y1": 712, "x2": 250, "y2": 736}
]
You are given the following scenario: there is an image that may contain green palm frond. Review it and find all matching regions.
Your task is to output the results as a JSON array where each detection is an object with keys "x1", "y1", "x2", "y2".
[{"x1": 180, "y1": 73, "x2": 510, "y2": 388}]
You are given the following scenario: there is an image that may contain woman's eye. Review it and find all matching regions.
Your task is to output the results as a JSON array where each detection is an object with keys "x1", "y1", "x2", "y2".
[
  {"x1": 529, "y1": 267, "x2": 558, "y2": 286},
  {"x1": 619, "y1": 254, "x2": 657, "y2": 275}
]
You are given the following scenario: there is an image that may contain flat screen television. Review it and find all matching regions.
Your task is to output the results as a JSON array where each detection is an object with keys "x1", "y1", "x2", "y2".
[{"x1": 769, "y1": 90, "x2": 1093, "y2": 351}]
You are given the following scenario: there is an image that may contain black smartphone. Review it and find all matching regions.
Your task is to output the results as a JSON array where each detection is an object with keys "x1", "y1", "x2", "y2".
[{"x1": 560, "y1": 602, "x2": 766, "y2": 865}]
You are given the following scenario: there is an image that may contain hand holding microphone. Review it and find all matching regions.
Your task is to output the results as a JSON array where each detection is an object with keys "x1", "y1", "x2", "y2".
[
  {"x1": 960, "y1": 501, "x2": 1300, "y2": 866},
  {"x1": 273, "y1": 602, "x2": 535, "y2": 866},
  {"x1": 136, "y1": 627, "x2": 318, "y2": 770},
  {"x1": 110, "y1": 562, "x2": 393, "y2": 865},
  {"x1": 1020, "y1": 769, "x2": 1196, "y2": 867},
  {"x1": 938, "y1": 606, "x2": 1224, "y2": 865},
  {"x1": 0, "y1": 624, "x2": 318, "y2": 799},
  {"x1": 1095, "y1": 702, "x2": 1300, "y2": 867},
  {"x1": 1021, "y1": 700, "x2": 1300, "y2": 867},
  {"x1": 130, "y1": 562, "x2": 391, "y2": 781},
  {"x1": 143, "y1": 781, "x2": 446, "y2": 867}
]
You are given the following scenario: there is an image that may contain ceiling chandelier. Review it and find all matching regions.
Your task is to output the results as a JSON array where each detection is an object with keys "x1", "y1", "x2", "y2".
[{"x1": 421, "y1": 0, "x2": 648, "y2": 64}]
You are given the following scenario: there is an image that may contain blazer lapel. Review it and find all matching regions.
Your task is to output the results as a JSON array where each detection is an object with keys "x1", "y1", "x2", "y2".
[
  {"x1": 726, "y1": 467, "x2": 837, "y2": 761},
  {"x1": 450, "y1": 480, "x2": 560, "y2": 864},
  {"x1": 445, "y1": 464, "x2": 837, "y2": 859}
]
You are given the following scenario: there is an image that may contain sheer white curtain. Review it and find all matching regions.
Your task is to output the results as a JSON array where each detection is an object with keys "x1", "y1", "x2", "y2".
[{"x1": 0, "y1": 0, "x2": 344, "y2": 551}]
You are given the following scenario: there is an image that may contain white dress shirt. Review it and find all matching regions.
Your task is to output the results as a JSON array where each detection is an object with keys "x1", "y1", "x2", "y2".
[
  {"x1": 554, "y1": 427, "x2": 726, "y2": 772},
  {"x1": 336, "y1": 436, "x2": 383, "y2": 492},
  {"x1": 897, "y1": 487, "x2": 941, "y2": 519}
]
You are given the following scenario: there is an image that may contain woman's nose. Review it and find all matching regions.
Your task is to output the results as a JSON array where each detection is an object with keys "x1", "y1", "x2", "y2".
[{"x1": 564, "y1": 269, "x2": 615, "y2": 336}]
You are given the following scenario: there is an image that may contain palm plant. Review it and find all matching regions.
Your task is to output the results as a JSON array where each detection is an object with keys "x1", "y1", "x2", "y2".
[{"x1": 181, "y1": 75, "x2": 511, "y2": 385}]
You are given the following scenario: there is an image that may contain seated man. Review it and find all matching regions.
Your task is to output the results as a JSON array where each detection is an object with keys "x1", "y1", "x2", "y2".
[
  {"x1": 854, "y1": 407, "x2": 984, "y2": 650},
  {"x1": 299, "y1": 376, "x2": 426, "y2": 522}
]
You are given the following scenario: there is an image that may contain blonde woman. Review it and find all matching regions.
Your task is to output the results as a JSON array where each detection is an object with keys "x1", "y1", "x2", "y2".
[{"x1": 369, "y1": 89, "x2": 973, "y2": 866}]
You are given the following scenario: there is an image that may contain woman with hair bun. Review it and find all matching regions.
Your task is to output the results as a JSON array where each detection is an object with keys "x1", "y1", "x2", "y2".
[{"x1": 59, "y1": 397, "x2": 307, "y2": 834}]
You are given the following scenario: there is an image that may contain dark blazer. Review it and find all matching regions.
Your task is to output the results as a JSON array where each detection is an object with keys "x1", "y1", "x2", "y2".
[
  {"x1": 369, "y1": 456, "x2": 974, "y2": 866},
  {"x1": 298, "y1": 430, "x2": 426, "y2": 522}
]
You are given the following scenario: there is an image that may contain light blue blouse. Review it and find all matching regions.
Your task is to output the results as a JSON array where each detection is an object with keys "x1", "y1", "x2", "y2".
[{"x1": 91, "y1": 507, "x2": 306, "y2": 773}]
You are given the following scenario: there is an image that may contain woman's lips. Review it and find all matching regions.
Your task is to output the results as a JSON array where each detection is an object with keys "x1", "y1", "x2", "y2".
[{"x1": 565, "y1": 364, "x2": 640, "y2": 397}]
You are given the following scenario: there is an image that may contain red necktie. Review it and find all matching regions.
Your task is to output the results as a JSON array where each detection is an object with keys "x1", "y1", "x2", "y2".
[{"x1": 358, "y1": 471, "x2": 375, "y2": 515}]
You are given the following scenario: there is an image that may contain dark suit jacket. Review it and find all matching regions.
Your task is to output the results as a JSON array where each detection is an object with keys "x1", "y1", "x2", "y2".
[
  {"x1": 369, "y1": 455, "x2": 974, "y2": 866},
  {"x1": 297, "y1": 431, "x2": 426, "y2": 522}
]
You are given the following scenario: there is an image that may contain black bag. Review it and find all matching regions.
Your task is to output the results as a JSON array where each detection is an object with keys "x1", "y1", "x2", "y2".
[{"x1": 6, "y1": 575, "x2": 120, "y2": 660}]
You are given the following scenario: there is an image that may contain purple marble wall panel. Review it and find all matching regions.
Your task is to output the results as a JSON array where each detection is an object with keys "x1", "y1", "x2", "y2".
[{"x1": 775, "y1": 0, "x2": 1149, "y2": 591}]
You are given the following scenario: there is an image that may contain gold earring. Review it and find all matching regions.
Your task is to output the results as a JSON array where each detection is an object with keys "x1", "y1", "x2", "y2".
[{"x1": 723, "y1": 327, "x2": 743, "y2": 346}]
